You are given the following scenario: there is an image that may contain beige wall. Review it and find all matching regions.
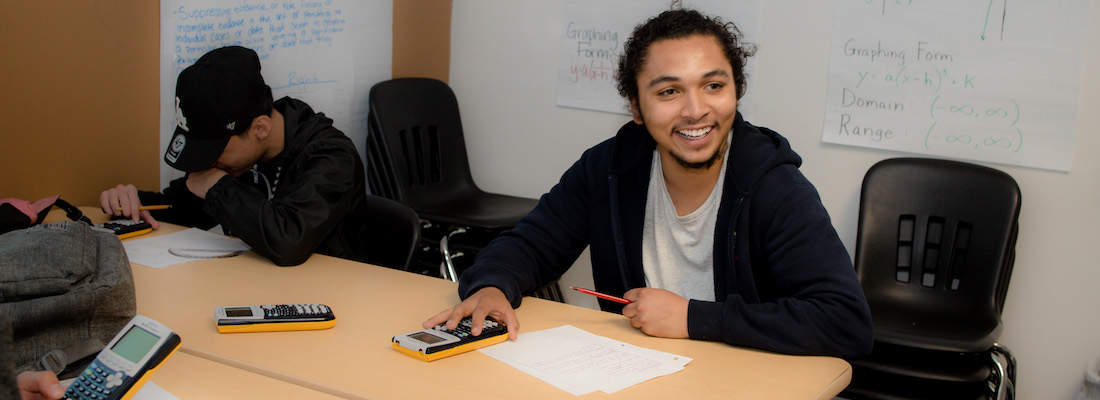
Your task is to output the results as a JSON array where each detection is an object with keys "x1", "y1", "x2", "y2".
[
  {"x1": 0, "y1": 0, "x2": 451, "y2": 206},
  {"x1": 394, "y1": 0, "x2": 451, "y2": 81}
]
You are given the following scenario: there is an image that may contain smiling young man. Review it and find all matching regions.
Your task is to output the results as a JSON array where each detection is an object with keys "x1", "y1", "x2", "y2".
[
  {"x1": 100, "y1": 46, "x2": 370, "y2": 266},
  {"x1": 425, "y1": 9, "x2": 872, "y2": 358}
]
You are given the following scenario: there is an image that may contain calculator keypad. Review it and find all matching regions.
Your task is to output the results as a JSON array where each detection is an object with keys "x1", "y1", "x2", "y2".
[
  {"x1": 433, "y1": 318, "x2": 501, "y2": 338},
  {"x1": 260, "y1": 304, "x2": 331, "y2": 319},
  {"x1": 91, "y1": 219, "x2": 151, "y2": 237},
  {"x1": 63, "y1": 359, "x2": 127, "y2": 400}
]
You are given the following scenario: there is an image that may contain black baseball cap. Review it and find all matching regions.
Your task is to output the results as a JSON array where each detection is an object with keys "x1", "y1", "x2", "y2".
[{"x1": 165, "y1": 46, "x2": 271, "y2": 172}]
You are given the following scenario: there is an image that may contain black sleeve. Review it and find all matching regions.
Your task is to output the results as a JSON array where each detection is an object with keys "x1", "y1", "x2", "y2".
[
  {"x1": 203, "y1": 137, "x2": 363, "y2": 266},
  {"x1": 137, "y1": 177, "x2": 218, "y2": 229},
  {"x1": 687, "y1": 174, "x2": 873, "y2": 359}
]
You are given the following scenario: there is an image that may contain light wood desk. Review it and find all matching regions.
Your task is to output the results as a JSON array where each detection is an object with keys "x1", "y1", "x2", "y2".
[
  {"x1": 147, "y1": 352, "x2": 342, "y2": 399},
  {"x1": 42, "y1": 210, "x2": 339, "y2": 399},
  {"x1": 121, "y1": 223, "x2": 851, "y2": 400},
  {"x1": 51, "y1": 210, "x2": 851, "y2": 399}
]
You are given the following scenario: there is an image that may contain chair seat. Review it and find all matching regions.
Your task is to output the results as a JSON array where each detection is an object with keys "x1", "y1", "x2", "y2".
[
  {"x1": 844, "y1": 367, "x2": 991, "y2": 400},
  {"x1": 853, "y1": 341, "x2": 992, "y2": 383},
  {"x1": 414, "y1": 191, "x2": 539, "y2": 230},
  {"x1": 873, "y1": 316, "x2": 1002, "y2": 353}
]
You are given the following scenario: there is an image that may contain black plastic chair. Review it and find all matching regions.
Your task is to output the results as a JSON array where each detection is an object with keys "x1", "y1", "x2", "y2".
[
  {"x1": 365, "y1": 78, "x2": 563, "y2": 301},
  {"x1": 360, "y1": 195, "x2": 421, "y2": 271},
  {"x1": 841, "y1": 158, "x2": 1020, "y2": 400}
]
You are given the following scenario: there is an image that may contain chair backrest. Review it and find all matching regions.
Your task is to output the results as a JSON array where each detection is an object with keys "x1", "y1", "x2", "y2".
[
  {"x1": 855, "y1": 158, "x2": 1020, "y2": 352},
  {"x1": 360, "y1": 195, "x2": 421, "y2": 271},
  {"x1": 366, "y1": 78, "x2": 482, "y2": 208}
]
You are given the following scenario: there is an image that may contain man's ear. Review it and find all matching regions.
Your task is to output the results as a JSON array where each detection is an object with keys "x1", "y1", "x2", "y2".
[
  {"x1": 630, "y1": 99, "x2": 644, "y2": 125},
  {"x1": 250, "y1": 115, "x2": 272, "y2": 140}
]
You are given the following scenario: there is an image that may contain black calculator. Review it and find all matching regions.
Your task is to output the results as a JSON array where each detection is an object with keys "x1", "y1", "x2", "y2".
[{"x1": 92, "y1": 219, "x2": 153, "y2": 239}]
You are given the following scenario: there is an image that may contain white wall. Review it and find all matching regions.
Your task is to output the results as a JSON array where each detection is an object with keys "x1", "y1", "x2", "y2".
[{"x1": 450, "y1": 1, "x2": 1100, "y2": 398}]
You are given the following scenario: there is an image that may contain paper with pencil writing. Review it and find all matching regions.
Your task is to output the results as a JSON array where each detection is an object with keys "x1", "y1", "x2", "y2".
[{"x1": 478, "y1": 325, "x2": 691, "y2": 395}]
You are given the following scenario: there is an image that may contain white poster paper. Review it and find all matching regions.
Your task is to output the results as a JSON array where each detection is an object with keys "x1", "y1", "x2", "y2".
[
  {"x1": 159, "y1": 0, "x2": 392, "y2": 185},
  {"x1": 557, "y1": 0, "x2": 759, "y2": 117},
  {"x1": 823, "y1": 0, "x2": 1089, "y2": 171}
]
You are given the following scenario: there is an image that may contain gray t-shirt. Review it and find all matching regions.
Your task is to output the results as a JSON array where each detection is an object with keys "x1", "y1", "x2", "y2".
[{"x1": 641, "y1": 135, "x2": 732, "y2": 301}]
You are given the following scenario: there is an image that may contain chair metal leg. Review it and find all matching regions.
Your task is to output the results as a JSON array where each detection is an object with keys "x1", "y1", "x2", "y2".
[
  {"x1": 545, "y1": 281, "x2": 564, "y2": 303},
  {"x1": 990, "y1": 343, "x2": 1016, "y2": 400},
  {"x1": 529, "y1": 281, "x2": 565, "y2": 303},
  {"x1": 439, "y1": 228, "x2": 466, "y2": 282}
]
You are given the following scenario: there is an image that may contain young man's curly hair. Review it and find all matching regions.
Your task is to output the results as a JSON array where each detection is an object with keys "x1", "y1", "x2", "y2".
[{"x1": 615, "y1": 9, "x2": 756, "y2": 104}]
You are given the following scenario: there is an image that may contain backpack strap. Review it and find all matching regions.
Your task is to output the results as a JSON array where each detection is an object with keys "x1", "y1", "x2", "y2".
[
  {"x1": 39, "y1": 198, "x2": 91, "y2": 225},
  {"x1": 16, "y1": 338, "x2": 105, "y2": 375}
]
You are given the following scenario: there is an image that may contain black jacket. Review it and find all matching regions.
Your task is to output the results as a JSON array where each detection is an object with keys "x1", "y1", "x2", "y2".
[
  {"x1": 142, "y1": 97, "x2": 369, "y2": 266},
  {"x1": 459, "y1": 115, "x2": 873, "y2": 359}
]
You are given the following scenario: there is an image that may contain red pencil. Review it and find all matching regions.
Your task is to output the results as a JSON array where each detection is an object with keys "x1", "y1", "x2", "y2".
[{"x1": 570, "y1": 287, "x2": 631, "y2": 304}]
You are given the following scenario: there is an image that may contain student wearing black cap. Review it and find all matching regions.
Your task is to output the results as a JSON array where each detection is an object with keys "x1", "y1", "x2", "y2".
[{"x1": 100, "y1": 46, "x2": 370, "y2": 267}]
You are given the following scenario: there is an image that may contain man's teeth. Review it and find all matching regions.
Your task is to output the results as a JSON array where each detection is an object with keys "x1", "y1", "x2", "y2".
[{"x1": 678, "y1": 127, "x2": 711, "y2": 139}]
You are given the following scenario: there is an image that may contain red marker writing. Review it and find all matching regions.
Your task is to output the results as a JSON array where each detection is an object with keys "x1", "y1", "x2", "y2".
[{"x1": 570, "y1": 287, "x2": 631, "y2": 304}]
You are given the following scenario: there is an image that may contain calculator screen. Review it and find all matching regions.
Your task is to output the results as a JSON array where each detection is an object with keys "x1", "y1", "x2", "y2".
[
  {"x1": 225, "y1": 307, "x2": 254, "y2": 317},
  {"x1": 111, "y1": 325, "x2": 160, "y2": 363},
  {"x1": 409, "y1": 331, "x2": 447, "y2": 344}
]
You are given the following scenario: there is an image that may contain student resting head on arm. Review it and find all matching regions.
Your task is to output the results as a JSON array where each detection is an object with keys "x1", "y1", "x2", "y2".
[{"x1": 99, "y1": 46, "x2": 371, "y2": 266}]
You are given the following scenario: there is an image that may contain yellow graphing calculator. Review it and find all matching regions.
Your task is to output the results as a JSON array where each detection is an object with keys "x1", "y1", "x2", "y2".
[
  {"x1": 215, "y1": 304, "x2": 336, "y2": 333},
  {"x1": 62, "y1": 315, "x2": 181, "y2": 400},
  {"x1": 392, "y1": 317, "x2": 508, "y2": 362},
  {"x1": 92, "y1": 219, "x2": 153, "y2": 239}
]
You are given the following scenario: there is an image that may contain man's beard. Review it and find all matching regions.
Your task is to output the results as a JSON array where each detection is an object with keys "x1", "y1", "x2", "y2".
[{"x1": 669, "y1": 139, "x2": 727, "y2": 170}]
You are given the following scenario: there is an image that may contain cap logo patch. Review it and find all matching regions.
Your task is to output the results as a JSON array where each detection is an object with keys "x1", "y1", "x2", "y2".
[
  {"x1": 226, "y1": 121, "x2": 236, "y2": 131},
  {"x1": 175, "y1": 97, "x2": 189, "y2": 132},
  {"x1": 166, "y1": 134, "x2": 186, "y2": 163}
]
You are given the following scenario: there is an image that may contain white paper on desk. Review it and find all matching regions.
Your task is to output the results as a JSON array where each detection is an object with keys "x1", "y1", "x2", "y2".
[
  {"x1": 122, "y1": 228, "x2": 251, "y2": 268},
  {"x1": 479, "y1": 325, "x2": 692, "y2": 395},
  {"x1": 133, "y1": 381, "x2": 180, "y2": 400}
]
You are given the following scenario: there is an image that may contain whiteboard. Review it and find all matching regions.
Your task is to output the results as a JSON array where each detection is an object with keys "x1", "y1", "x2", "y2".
[
  {"x1": 159, "y1": 0, "x2": 392, "y2": 185},
  {"x1": 822, "y1": 0, "x2": 1089, "y2": 172},
  {"x1": 556, "y1": 0, "x2": 760, "y2": 117}
]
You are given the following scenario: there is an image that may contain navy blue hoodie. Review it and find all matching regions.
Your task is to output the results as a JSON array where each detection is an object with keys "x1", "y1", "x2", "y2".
[{"x1": 459, "y1": 114, "x2": 873, "y2": 359}]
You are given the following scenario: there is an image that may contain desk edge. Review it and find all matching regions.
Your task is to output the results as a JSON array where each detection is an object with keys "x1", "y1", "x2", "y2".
[{"x1": 180, "y1": 347, "x2": 371, "y2": 400}]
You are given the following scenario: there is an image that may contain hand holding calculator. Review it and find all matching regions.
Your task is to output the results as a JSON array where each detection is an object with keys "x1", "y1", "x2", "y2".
[
  {"x1": 62, "y1": 315, "x2": 180, "y2": 400},
  {"x1": 392, "y1": 317, "x2": 508, "y2": 362}
]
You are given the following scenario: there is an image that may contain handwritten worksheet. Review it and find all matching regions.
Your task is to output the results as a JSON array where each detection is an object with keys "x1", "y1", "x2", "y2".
[
  {"x1": 479, "y1": 325, "x2": 691, "y2": 395},
  {"x1": 823, "y1": 0, "x2": 1089, "y2": 171}
]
